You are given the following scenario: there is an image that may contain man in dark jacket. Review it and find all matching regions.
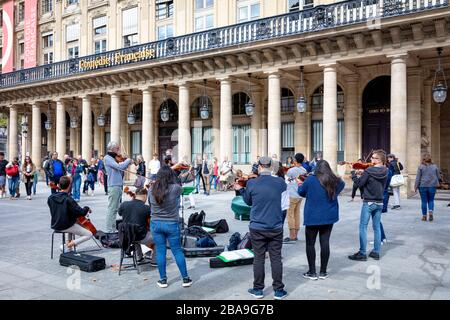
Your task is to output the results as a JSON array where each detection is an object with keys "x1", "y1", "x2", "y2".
[
  {"x1": 44, "y1": 152, "x2": 67, "y2": 194},
  {"x1": 348, "y1": 149, "x2": 388, "y2": 261},
  {"x1": 47, "y1": 176, "x2": 93, "y2": 252},
  {"x1": 235, "y1": 156, "x2": 288, "y2": 300}
]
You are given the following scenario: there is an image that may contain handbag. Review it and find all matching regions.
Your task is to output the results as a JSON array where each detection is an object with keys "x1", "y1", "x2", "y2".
[{"x1": 390, "y1": 163, "x2": 404, "y2": 187}]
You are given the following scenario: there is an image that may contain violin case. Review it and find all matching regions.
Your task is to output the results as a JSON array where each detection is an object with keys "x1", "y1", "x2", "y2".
[
  {"x1": 59, "y1": 252, "x2": 106, "y2": 272},
  {"x1": 183, "y1": 246, "x2": 225, "y2": 258},
  {"x1": 209, "y1": 257, "x2": 254, "y2": 268}
]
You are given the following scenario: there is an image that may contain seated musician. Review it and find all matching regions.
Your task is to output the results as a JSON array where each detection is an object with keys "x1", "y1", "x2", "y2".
[
  {"x1": 118, "y1": 187, "x2": 156, "y2": 263},
  {"x1": 47, "y1": 176, "x2": 93, "y2": 252}
]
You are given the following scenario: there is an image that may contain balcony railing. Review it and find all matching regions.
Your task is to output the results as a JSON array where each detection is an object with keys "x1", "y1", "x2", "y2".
[{"x1": 1, "y1": 0, "x2": 448, "y2": 89}]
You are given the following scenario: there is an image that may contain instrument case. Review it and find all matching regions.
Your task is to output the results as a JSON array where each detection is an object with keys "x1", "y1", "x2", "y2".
[
  {"x1": 183, "y1": 246, "x2": 225, "y2": 258},
  {"x1": 59, "y1": 252, "x2": 106, "y2": 272}
]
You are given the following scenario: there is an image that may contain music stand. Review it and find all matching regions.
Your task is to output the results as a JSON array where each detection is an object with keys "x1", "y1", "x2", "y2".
[{"x1": 180, "y1": 186, "x2": 195, "y2": 230}]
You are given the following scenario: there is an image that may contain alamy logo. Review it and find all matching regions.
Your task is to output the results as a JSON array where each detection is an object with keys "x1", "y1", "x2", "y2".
[
  {"x1": 66, "y1": 265, "x2": 81, "y2": 291},
  {"x1": 366, "y1": 265, "x2": 381, "y2": 290}
]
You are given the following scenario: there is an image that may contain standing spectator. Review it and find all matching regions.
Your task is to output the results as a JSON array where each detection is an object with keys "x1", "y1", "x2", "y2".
[
  {"x1": 149, "y1": 153, "x2": 161, "y2": 181},
  {"x1": 77, "y1": 155, "x2": 89, "y2": 194},
  {"x1": 201, "y1": 154, "x2": 211, "y2": 196},
  {"x1": 5, "y1": 157, "x2": 20, "y2": 199},
  {"x1": 348, "y1": 150, "x2": 388, "y2": 261},
  {"x1": 219, "y1": 156, "x2": 233, "y2": 192},
  {"x1": 285, "y1": 156, "x2": 294, "y2": 169},
  {"x1": 68, "y1": 158, "x2": 83, "y2": 202},
  {"x1": 44, "y1": 152, "x2": 67, "y2": 195},
  {"x1": 235, "y1": 156, "x2": 288, "y2": 300},
  {"x1": 0, "y1": 152, "x2": 8, "y2": 198},
  {"x1": 310, "y1": 152, "x2": 323, "y2": 173},
  {"x1": 387, "y1": 154, "x2": 404, "y2": 210},
  {"x1": 210, "y1": 157, "x2": 219, "y2": 191},
  {"x1": 415, "y1": 153, "x2": 440, "y2": 222},
  {"x1": 86, "y1": 158, "x2": 98, "y2": 196},
  {"x1": 284, "y1": 166, "x2": 307, "y2": 243},
  {"x1": 42, "y1": 155, "x2": 50, "y2": 186},
  {"x1": 32, "y1": 168, "x2": 40, "y2": 196},
  {"x1": 21, "y1": 156, "x2": 36, "y2": 200},
  {"x1": 135, "y1": 155, "x2": 146, "y2": 189},
  {"x1": 149, "y1": 166, "x2": 192, "y2": 288},
  {"x1": 193, "y1": 154, "x2": 206, "y2": 194},
  {"x1": 298, "y1": 161, "x2": 345, "y2": 280}
]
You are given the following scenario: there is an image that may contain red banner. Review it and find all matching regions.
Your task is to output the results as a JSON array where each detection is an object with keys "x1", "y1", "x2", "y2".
[
  {"x1": 24, "y1": 0, "x2": 38, "y2": 69},
  {"x1": 1, "y1": 0, "x2": 14, "y2": 73}
]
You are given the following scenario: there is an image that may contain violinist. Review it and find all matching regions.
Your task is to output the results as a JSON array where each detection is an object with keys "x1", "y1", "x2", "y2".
[
  {"x1": 104, "y1": 141, "x2": 133, "y2": 232},
  {"x1": 118, "y1": 187, "x2": 156, "y2": 265},
  {"x1": 47, "y1": 176, "x2": 93, "y2": 252}
]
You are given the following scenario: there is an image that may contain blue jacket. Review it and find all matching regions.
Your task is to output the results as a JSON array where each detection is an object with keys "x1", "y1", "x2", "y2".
[
  {"x1": 240, "y1": 172, "x2": 286, "y2": 231},
  {"x1": 298, "y1": 175, "x2": 345, "y2": 226}
]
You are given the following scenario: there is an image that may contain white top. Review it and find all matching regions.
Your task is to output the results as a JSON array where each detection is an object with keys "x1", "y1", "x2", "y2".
[
  {"x1": 149, "y1": 159, "x2": 161, "y2": 174},
  {"x1": 221, "y1": 161, "x2": 232, "y2": 175}
]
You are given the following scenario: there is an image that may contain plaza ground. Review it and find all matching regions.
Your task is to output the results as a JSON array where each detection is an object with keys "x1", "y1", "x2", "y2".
[{"x1": 0, "y1": 182, "x2": 449, "y2": 300}]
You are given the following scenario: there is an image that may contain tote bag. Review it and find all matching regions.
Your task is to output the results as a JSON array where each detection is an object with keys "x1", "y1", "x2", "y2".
[{"x1": 390, "y1": 163, "x2": 404, "y2": 187}]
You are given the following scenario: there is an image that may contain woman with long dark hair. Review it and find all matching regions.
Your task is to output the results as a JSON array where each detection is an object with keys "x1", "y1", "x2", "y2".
[
  {"x1": 298, "y1": 160, "x2": 345, "y2": 280},
  {"x1": 149, "y1": 165, "x2": 192, "y2": 288},
  {"x1": 22, "y1": 156, "x2": 36, "y2": 200}
]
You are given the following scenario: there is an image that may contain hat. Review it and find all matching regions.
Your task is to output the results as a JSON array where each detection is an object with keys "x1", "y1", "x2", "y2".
[
  {"x1": 258, "y1": 156, "x2": 272, "y2": 166},
  {"x1": 387, "y1": 154, "x2": 395, "y2": 158},
  {"x1": 287, "y1": 166, "x2": 307, "y2": 179}
]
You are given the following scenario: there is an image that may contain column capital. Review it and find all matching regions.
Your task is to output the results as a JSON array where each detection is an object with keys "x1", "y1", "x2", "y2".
[
  {"x1": 140, "y1": 86, "x2": 155, "y2": 94},
  {"x1": 108, "y1": 91, "x2": 122, "y2": 97},
  {"x1": 387, "y1": 53, "x2": 409, "y2": 63},
  {"x1": 81, "y1": 95, "x2": 92, "y2": 102},
  {"x1": 319, "y1": 62, "x2": 337, "y2": 69},
  {"x1": 264, "y1": 69, "x2": 280, "y2": 77},
  {"x1": 407, "y1": 67, "x2": 422, "y2": 77},
  {"x1": 217, "y1": 77, "x2": 231, "y2": 83},
  {"x1": 177, "y1": 82, "x2": 192, "y2": 90}
]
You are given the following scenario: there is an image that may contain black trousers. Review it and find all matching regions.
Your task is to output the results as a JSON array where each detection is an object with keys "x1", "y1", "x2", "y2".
[
  {"x1": 24, "y1": 177, "x2": 33, "y2": 196},
  {"x1": 249, "y1": 228, "x2": 284, "y2": 291},
  {"x1": 104, "y1": 174, "x2": 108, "y2": 194},
  {"x1": 305, "y1": 224, "x2": 333, "y2": 274},
  {"x1": 351, "y1": 182, "x2": 363, "y2": 199}
]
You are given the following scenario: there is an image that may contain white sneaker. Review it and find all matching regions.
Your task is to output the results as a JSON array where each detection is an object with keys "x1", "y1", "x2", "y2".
[{"x1": 369, "y1": 240, "x2": 387, "y2": 245}]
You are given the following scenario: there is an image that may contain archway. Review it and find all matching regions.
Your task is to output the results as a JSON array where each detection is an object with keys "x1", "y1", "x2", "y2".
[
  {"x1": 158, "y1": 99, "x2": 178, "y2": 162},
  {"x1": 362, "y1": 76, "x2": 391, "y2": 158}
]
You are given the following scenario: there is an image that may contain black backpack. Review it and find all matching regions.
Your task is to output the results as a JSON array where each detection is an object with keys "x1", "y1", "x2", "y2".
[
  {"x1": 96, "y1": 231, "x2": 121, "y2": 249},
  {"x1": 237, "y1": 232, "x2": 252, "y2": 250},
  {"x1": 188, "y1": 210, "x2": 206, "y2": 227},
  {"x1": 203, "y1": 219, "x2": 229, "y2": 233},
  {"x1": 227, "y1": 232, "x2": 241, "y2": 251}
]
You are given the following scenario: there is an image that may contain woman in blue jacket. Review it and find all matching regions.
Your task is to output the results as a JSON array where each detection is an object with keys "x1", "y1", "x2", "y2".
[{"x1": 298, "y1": 160, "x2": 345, "y2": 280}]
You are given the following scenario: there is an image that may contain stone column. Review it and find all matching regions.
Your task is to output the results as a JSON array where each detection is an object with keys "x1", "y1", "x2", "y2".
[
  {"x1": 56, "y1": 99, "x2": 66, "y2": 158},
  {"x1": 21, "y1": 116, "x2": 27, "y2": 163},
  {"x1": 94, "y1": 123, "x2": 101, "y2": 157},
  {"x1": 70, "y1": 128, "x2": 77, "y2": 156},
  {"x1": 306, "y1": 111, "x2": 312, "y2": 160},
  {"x1": 260, "y1": 110, "x2": 268, "y2": 157},
  {"x1": 110, "y1": 92, "x2": 121, "y2": 145},
  {"x1": 344, "y1": 74, "x2": 360, "y2": 162},
  {"x1": 390, "y1": 54, "x2": 408, "y2": 169},
  {"x1": 219, "y1": 78, "x2": 232, "y2": 161},
  {"x1": 47, "y1": 108, "x2": 55, "y2": 156},
  {"x1": 323, "y1": 64, "x2": 338, "y2": 171},
  {"x1": 142, "y1": 88, "x2": 154, "y2": 163},
  {"x1": 178, "y1": 83, "x2": 191, "y2": 162},
  {"x1": 31, "y1": 103, "x2": 42, "y2": 168},
  {"x1": 406, "y1": 68, "x2": 422, "y2": 196},
  {"x1": 211, "y1": 95, "x2": 220, "y2": 158},
  {"x1": 267, "y1": 72, "x2": 281, "y2": 158},
  {"x1": 422, "y1": 80, "x2": 432, "y2": 155},
  {"x1": 251, "y1": 90, "x2": 261, "y2": 161},
  {"x1": 153, "y1": 105, "x2": 159, "y2": 155},
  {"x1": 431, "y1": 97, "x2": 441, "y2": 167},
  {"x1": 81, "y1": 96, "x2": 92, "y2": 160},
  {"x1": 120, "y1": 104, "x2": 129, "y2": 156},
  {"x1": 8, "y1": 106, "x2": 18, "y2": 159}
]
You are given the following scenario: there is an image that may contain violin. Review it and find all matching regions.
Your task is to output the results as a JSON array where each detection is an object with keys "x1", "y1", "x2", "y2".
[
  {"x1": 115, "y1": 154, "x2": 127, "y2": 163},
  {"x1": 171, "y1": 162, "x2": 190, "y2": 171},
  {"x1": 236, "y1": 173, "x2": 258, "y2": 187},
  {"x1": 49, "y1": 181, "x2": 59, "y2": 190}
]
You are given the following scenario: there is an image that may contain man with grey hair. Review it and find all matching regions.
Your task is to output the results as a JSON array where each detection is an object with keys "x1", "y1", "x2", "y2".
[
  {"x1": 235, "y1": 156, "x2": 287, "y2": 300},
  {"x1": 104, "y1": 141, "x2": 132, "y2": 232}
]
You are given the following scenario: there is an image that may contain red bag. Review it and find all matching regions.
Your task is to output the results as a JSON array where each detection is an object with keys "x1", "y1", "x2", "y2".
[{"x1": 5, "y1": 165, "x2": 19, "y2": 176}]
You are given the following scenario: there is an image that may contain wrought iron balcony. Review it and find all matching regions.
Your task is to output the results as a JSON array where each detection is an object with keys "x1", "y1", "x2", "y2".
[{"x1": 0, "y1": 0, "x2": 448, "y2": 89}]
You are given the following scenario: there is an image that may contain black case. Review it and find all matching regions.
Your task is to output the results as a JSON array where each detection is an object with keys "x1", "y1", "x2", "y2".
[
  {"x1": 183, "y1": 246, "x2": 225, "y2": 257},
  {"x1": 209, "y1": 257, "x2": 254, "y2": 268},
  {"x1": 59, "y1": 252, "x2": 106, "y2": 272}
]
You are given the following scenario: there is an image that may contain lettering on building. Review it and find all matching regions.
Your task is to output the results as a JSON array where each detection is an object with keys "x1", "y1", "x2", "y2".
[{"x1": 79, "y1": 48, "x2": 156, "y2": 71}]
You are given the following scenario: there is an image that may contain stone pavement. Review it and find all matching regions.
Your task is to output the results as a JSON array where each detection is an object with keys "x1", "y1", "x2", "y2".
[{"x1": 0, "y1": 182, "x2": 449, "y2": 300}]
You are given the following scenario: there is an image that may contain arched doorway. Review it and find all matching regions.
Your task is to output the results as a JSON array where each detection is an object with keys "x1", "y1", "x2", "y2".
[
  {"x1": 158, "y1": 99, "x2": 178, "y2": 162},
  {"x1": 362, "y1": 76, "x2": 391, "y2": 158}
]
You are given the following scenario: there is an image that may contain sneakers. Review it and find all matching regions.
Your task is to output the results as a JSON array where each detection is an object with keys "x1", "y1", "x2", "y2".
[
  {"x1": 187, "y1": 206, "x2": 195, "y2": 210},
  {"x1": 422, "y1": 215, "x2": 427, "y2": 222},
  {"x1": 348, "y1": 252, "x2": 367, "y2": 261},
  {"x1": 319, "y1": 272, "x2": 329, "y2": 280},
  {"x1": 248, "y1": 288, "x2": 264, "y2": 299},
  {"x1": 283, "y1": 237, "x2": 298, "y2": 244},
  {"x1": 369, "y1": 251, "x2": 380, "y2": 260},
  {"x1": 182, "y1": 277, "x2": 193, "y2": 287},
  {"x1": 391, "y1": 205, "x2": 401, "y2": 210},
  {"x1": 302, "y1": 271, "x2": 318, "y2": 280},
  {"x1": 369, "y1": 239, "x2": 388, "y2": 245},
  {"x1": 429, "y1": 213, "x2": 434, "y2": 222},
  {"x1": 274, "y1": 289, "x2": 288, "y2": 300},
  {"x1": 157, "y1": 279, "x2": 168, "y2": 288}
]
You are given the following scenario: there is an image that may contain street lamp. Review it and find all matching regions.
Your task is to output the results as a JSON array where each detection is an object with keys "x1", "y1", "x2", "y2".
[
  {"x1": 0, "y1": 108, "x2": 7, "y2": 136},
  {"x1": 200, "y1": 79, "x2": 210, "y2": 120},
  {"x1": 44, "y1": 100, "x2": 52, "y2": 130},
  {"x1": 127, "y1": 89, "x2": 136, "y2": 124},
  {"x1": 297, "y1": 66, "x2": 307, "y2": 113},
  {"x1": 21, "y1": 116, "x2": 29, "y2": 136},
  {"x1": 160, "y1": 84, "x2": 170, "y2": 122},
  {"x1": 97, "y1": 94, "x2": 106, "y2": 127},
  {"x1": 432, "y1": 47, "x2": 447, "y2": 105},
  {"x1": 69, "y1": 97, "x2": 78, "y2": 129},
  {"x1": 245, "y1": 73, "x2": 254, "y2": 116}
]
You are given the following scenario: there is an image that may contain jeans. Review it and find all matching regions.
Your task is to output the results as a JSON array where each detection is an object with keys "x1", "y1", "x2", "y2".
[
  {"x1": 72, "y1": 177, "x2": 81, "y2": 201},
  {"x1": 194, "y1": 173, "x2": 206, "y2": 193},
  {"x1": 32, "y1": 177, "x2": 38, "y2": 195},
  {"x1": 8, "y1": 176, "x2": 19, "y2": 197},
  {"x1": 103, "y1": 174, "x2": 108, "y2": 194},
  {"x1": 249, "y1": 228, "x2": 284, "y2": 291},
  {"x1": 419, "y1": 187, "x2": 436, "y2": 216},
  {"x1": 151, "y1": 220, "x2": 188, "y2": 280},
  {"x1": 210, "y1": 175, "x2": 218, "y2": 190},
  {"x1": 106, "y1": 186, "x2": 122, "y2": 232},
  {"x1": 382, "y1": 189, "x2": 390, "y2": 212},
  {"x1": 359, "y1": 202, "x2": 382, "y2": 255},
  {"x1": 86, "y1": 180, "x2": 95, "y2": 191},
  {"x1": 305, "y1": 224, "x2": 333, "y2": 274},
  {"x1": 380, "y1": 222, "x2": 387, "y2": 242}
]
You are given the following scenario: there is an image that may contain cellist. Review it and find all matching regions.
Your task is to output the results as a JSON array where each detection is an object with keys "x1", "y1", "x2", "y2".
[
  {"x1": 104, "y1": 141, "x2": 133, "y2": 232},
  {"x1": 47, "y1": 176, "x2": 94, "y2": 252}
]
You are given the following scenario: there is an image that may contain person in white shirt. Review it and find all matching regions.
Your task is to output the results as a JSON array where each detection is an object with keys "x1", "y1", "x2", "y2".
[
  {"x1": 219, "y1": 156, "x2": 233, "y2": 191},
  {"x1": 149, "y1": 153, "x2": 161, "y2": 181}
]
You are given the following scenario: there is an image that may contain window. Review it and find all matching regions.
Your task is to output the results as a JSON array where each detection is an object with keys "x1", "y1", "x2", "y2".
[
  {"x1": 66, "y1": 24, "x2": 80, "y2": 42},
  {"x1": 18, "y1": 2, "x2": 25, "y2": 22},
  {"x1": 19, "y1": 43, "x2": 25, "y2": 55},
  {"x1": 195, "y1": 14, "x2": 214, "y2": 31},
  {"x1": 0, "y1": 10, "x2": 2, "y2": 27},
  {"x1": 67, "y1": 0, "x2": 78, "y2": 5},
  {"x1": 20, "y1": 59, "x2": 24, "y2": 69},
  {"x1": 156, "y1": 0, "x2": 174, "y2": 20},
  {"x1": 311, "y1": 120, "x2": 345, "y2": 162},
  {"x1": 157, "y1": 24, "x2": 173, "y2": 40},
  {"x1": 281, "y1": 88, "x2": 295, "y2": 113},
  {"x1": 195, "y1": 0, "x2": 214, "y2": 10},
  {"x1": 130, "y1": 131, "x2": 142, "y2": 160},
  {"x1": 93, "y1": 16, "x2": 107, "y2": 35},
  {"x1": 123, "y1": 7, "x2": 138, "y2": 47},
  {"x1": 42, "y1": 0, "x2": 53, "y2": 14},
  {"x1": 191, "y1": 126, "x2": 213, "y2": 162},
  {"x1": 104, "y1": 132, "x2": 111, "y2": 155},
  {"x1": 232, "y1": 92, "x2": 251, "y2": 115},
  {"x1": 68, "y1": 45, "x2": 79, "y2": 59},
  {"x1": 233, "y1": 125, "x2": 251, "y2": 164},
  {"x1": 43, "y1": 34, "x2": 53, "y2": 48},
  {"x1": 281, "y1": 122, "x2": 294, "y2": 163},
  {"x1": 311, "y1": 85, "x2": 344, "y2": 111},
  {"x1": 288, "y1": 0, "x2": 314, "y2": 12},
  {"x1": 43, "y1": 52, "x2": 53, "y2": 64},
  {"x1": 94, "y1": 39, "x2": 107, "y2": 53},
  {"x1": 237, "y1": 0, "x2": 260, "y2": 23}
]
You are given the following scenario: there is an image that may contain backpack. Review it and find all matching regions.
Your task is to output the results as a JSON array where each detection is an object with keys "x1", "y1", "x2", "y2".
[
  {"x1": 237, "y1": 232, "x2": 252, "y2": 250},
  {"x1": 183, "y1": 226, "x2": 216, "y2": 248},
  {"x1": 96, "y1": 231, "x2": 121, "y2": 249},
  {"x1": 196, "y1": 237, "x2": 217, "y2": 248},
  {"x1": 203, "y1": 219, "x2": 229, "y2": 233},
  {"x1": 227, "y1": 232, "x2": 242, "y2": 251},
  {"x1": 188, "y1": 210, "x2": 206, "y2": 228}
]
